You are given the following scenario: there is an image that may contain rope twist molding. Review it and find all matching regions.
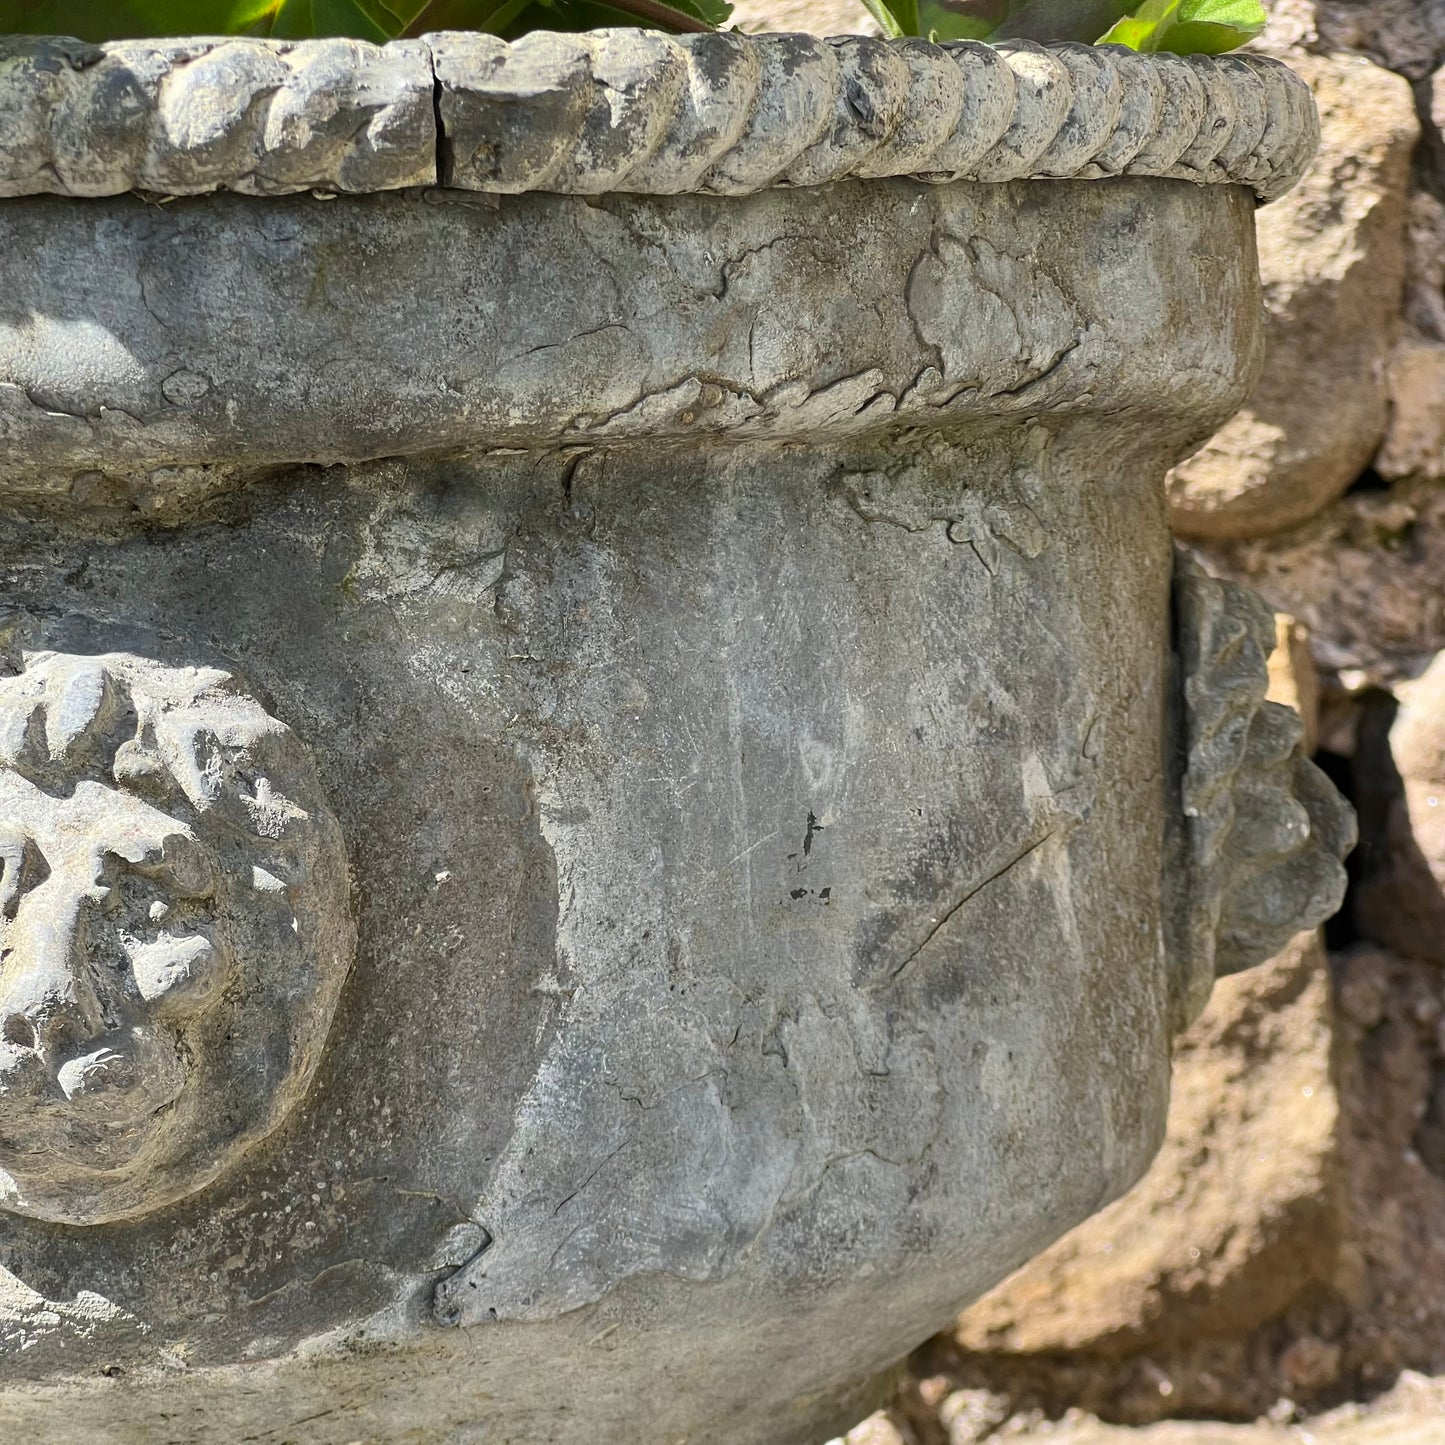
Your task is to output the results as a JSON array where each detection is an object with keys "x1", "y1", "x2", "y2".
[{"x1": 0, "y1": 30, "x2": 1319, "y2": 202}]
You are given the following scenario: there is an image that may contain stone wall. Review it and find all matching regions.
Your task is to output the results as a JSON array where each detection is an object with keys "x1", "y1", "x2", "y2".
[{"x1": 811, "y1": 1, "x2": 1445, "y2": 1439}]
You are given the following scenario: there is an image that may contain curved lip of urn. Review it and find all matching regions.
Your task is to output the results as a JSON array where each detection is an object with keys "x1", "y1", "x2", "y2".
[{"x1": 0, "y1": 31, "x2": 1320, "y2": 205}]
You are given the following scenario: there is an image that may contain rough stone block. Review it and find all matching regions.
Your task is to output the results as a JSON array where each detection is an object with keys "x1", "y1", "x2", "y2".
[
  {"x1": 1355, "y1": 652, "x2": 1445, "y2": 962},
  {"x1": 955, "y1": 932, "x2": 1341, "y2": 1356},
  {"x1": 1378, "y1": 336, "x2": 1445, "y2": 481},
  {"x1": 1169, "y1": 54, "x2": 1419, "y2": 540}
]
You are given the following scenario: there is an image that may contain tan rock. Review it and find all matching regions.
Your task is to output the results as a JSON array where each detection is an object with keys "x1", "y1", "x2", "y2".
[
  {"x1": 886, "y1": 945, "x2": 1445, "y2": 1434},
  {"x1": 1250, "y1": 0, "x2": 1321, "y2": 60},
  {"x1": 1378, "y1": 337, "x2": 1445, "y2": 481},
  {"x1": 955, "y1": 933, "x2": 1340, "y2": 1357},
  {"x1": 1267, "y1": 614, "x2": 1320, "y2": 755},
  {"x1": 1193, "y1": 477, "x2": 1445, "y2": 690},
  {"x1": 937, "y1": 1389, "x2": 1010, "y2": 1443},
  {"x1": 964, "y1": 1371, "x2": 1445, "y2": 1443},
  {"x1": 1309, "y1": 0, "x2": 1445, "y2": 81},
  {"x1": 1355, "y1": 651, "x2": 1445, "y2": 962},
  {"x1": 1403, "y1": 185, "x2": 1445, "y2": 340},
  {"x1": 1168, "y1": 55, "x2": 1418, "y2": 541},
  {"x1": 836, "y1": 1412, "x2": 909, "y2": 1445},
  {"x1": 984, "y1": 1408, "x2": 1445, "y2": 1445}
]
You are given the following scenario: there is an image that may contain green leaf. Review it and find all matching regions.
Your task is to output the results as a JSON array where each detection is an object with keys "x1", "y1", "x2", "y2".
[
  {"x1": 673, "y1": 0, "x2": 730, "y2": 25},
  {"x1": 857, "y1": 0, "x2": 904, "y2": 38},
  {"x1": 856, "y1": 0, "x2": 907, "y2": 40},
  {"x1": 360, "y1": 0, "x2": 427, "y2": 31},
  {"x1": 400, "y1": 0, "x2": 560, "y2": 33},
  {"x1": 914, "y1": 0, "x2": 1004, "y2": 43},
  {"x1": 0, "y1": 0, "x2": 1256, "y2": 54},
  {"x1": 130, "y1": 0, "x2": 285, "y2": 36},
  {"x1": 0, "y1": 0, "x2": 275, "y2": 39},
  {"x1": 0, "y1": 0, "x2": 727, "y2": 37},
  {"x1": 1097, "y1": 0, "x2": 1266, "y2": 55},
  {"x1": 988, "y1": 0, "x2": 1131, "y2": 43},
  {"x1": 903, "y1": 0, "x2": 1137, "y2": 46},
  {"x1": 577, "y1": 0, "x2": 722, "y2": 27},
  {"x1": 268, "y1": 0, "x2": 397, "y2": 41},
  {"x1": 398, "y1": 0, "x2": 727, "y2": 35}
]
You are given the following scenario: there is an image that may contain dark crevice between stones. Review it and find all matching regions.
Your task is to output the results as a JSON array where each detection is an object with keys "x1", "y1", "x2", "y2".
[
  {"x1": 1332, "y1": 688, "x2": 1445, "y2": 1181},
  {"x1": 431, "y1": 58, "x2": 453, "y2": 189},
  {"x1": 1412, "y1": 74, "x2": 1445, "y2": 205},
  {"x1": 1315, "y1": 744, "x2": 1362, "y2": 951},
  {"x1": 1345, "y1": 687, "x2": 1411, "y2": 955},
  {"x1": 1313, "y1": 688, "x2": 1394, "y2": 955},
  {"x1": 1345, "y1": 466, "x2": 1393, "y2": 497}
]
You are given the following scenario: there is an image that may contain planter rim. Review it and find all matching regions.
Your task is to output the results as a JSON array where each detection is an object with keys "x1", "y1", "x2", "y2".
[{"x1": 0, "y1": 30, "x2": 1318, "y2": 204}]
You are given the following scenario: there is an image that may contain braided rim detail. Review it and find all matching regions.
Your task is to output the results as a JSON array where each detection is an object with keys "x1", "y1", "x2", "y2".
[{"x1": 0, "y1": 30, "x2": 1319, "y2": 202}]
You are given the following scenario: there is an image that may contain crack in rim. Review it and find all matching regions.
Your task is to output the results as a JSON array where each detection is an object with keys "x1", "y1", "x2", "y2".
[{"x1": 0, "y1": 32, "x2": 1319, "y2": 204}]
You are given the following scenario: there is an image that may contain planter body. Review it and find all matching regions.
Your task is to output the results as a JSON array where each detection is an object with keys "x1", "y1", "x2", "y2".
[{"x1": 0, "y1": 34, "x2": 1348, "y2": 1445}]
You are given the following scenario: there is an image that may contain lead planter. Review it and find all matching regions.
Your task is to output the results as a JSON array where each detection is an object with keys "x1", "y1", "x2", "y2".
[{"x1": 0, "y1": 30, "x2": 1349, "y2": 1445}]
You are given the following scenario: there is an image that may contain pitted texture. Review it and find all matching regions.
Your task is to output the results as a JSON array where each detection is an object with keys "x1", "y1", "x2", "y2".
[
  {"x1": 1168, "y1": 552, "x2": 1356, "y2": 1028},
  {"x1": 0, "y1": 30, "x2": 1319, "y2": 202},
  {"x1": 0, "y1": 35, "x2": 438, "y2": 196}
]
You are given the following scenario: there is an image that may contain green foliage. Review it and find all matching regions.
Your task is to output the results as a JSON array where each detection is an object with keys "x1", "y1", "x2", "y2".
[
  {"x1": 0, "y1": 0, "x2": 730, "y2": 43},
  {"x1": 0, "y1": 0, "x2": 1262, "y2": 52},
  {"x1": 1096, "y1": 0, "x2": 1267, "y2": 54},
  {"x1": 860, "y1": 0, "x2": 1265, "y2": 52}
]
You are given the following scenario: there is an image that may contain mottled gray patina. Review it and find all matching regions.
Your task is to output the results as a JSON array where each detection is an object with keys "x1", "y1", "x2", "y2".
[{"x1": 0, "y1": 33, "x2": 1347, "y2": 1445}]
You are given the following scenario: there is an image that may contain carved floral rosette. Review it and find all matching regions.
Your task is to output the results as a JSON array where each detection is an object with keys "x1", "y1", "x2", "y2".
[
  {"x1": 0, "y1": 637, "x2": 352, "y2": 1225},
  {"x1": 1169, "y1": 552, "x2": 1356, "y2": 1027}
]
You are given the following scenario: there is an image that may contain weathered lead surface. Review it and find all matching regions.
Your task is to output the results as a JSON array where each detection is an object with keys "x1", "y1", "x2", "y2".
[
  {"x1": 0, "y1": 163, "x2": 1350, "y2": 1442},
  {"x1": 0, "y1": 177, "x2": 1262, "y2": 501},
  {"x1": 0, "y1": 30, "x2": 1343, "y2": 1439},
  {"x1": 0, "y1": 31, "x2": 1318, "y2": 202}
]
